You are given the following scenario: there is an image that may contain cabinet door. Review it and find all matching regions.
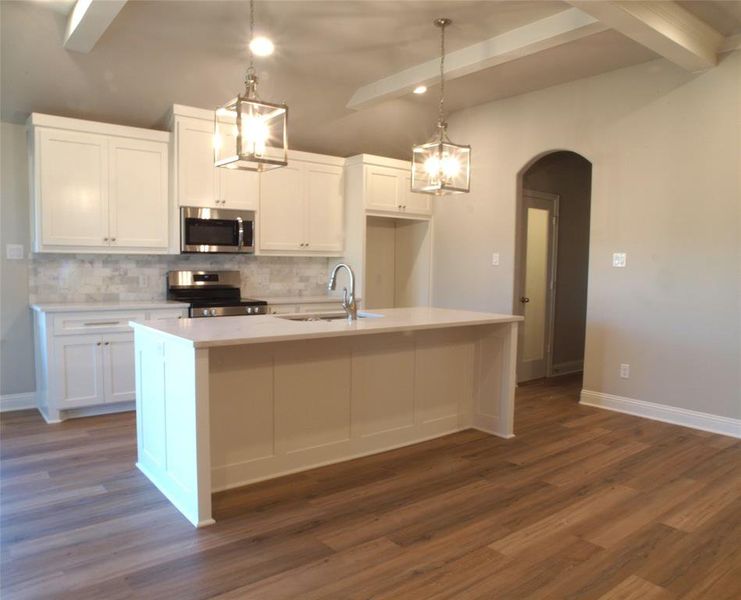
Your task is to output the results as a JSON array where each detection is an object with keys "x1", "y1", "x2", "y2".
[
  {"x1": 102, "y1": 333, "x2": 135, "y2": 404},
  {"x1": 177, "y1": 117, "x2": 217, "y2": 207},
  {"x1": 306, "y1": 164, "x2": 343, "y2": 252},
  {"x1": 109, "y1": 138, "x2": 169, "y2": 249},
  {"x1": 365, "y1": 166, "x2": 401, "y2": 212},
  {"x1": 403, "y1": 175, "x2": 432, "y2": 215},
  {"x1": 52, "y1": 335, "x2": 105, "y2": 409},
  {"x1": 259, "y1": 163, "x2": 305, "y2": 251},
  {"x1": 219, "y1": 168, "x2": 259, "y2": 210},
  {"x1": 37, "y1": 129, "x2": 109, "y2": 247}
]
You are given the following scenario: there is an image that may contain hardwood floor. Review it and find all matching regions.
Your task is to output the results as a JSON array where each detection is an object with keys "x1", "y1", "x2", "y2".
[{"x1": 1, "y1": 374, "x2": 739, "y2": 599}]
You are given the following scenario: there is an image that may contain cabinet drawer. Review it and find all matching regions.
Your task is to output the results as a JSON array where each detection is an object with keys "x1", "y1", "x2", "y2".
[{"x1": 52, "y1": 311, "x2": 146, "y2": 336}]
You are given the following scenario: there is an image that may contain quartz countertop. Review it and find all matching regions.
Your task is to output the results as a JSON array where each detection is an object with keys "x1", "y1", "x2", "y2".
[
  {"x1": 261, "y1": 295, "x2": 354, "y2": 305},
  {"x1": 31, "y1": 301, "x2": 190, "y2": 313},
  {"x1": 130, "y1": 307, "x2": 522, "y2": 348}
]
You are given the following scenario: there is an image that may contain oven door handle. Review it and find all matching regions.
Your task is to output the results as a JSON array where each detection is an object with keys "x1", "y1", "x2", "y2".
[{"x1": 236, "y1": 217, "x2": 244, "y2": 249}]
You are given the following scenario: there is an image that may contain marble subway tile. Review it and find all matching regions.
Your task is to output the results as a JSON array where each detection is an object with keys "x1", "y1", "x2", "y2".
[{"x1": 29, "y1": 254, "x2": 332, "y2": 303}]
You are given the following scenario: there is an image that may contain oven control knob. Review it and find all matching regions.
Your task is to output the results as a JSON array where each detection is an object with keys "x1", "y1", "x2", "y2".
[
  {"x1": 247, "y1": 307, "x2": 254, "y2": 314},
  {"x1": 210, "y1": 308, "x2": 217, "y2": 316},
  {"x1": 202, "y1": 308, "x2": 209, "y2": 317}
]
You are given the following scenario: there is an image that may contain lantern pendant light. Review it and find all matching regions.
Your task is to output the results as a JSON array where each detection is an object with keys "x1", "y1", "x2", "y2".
[
  {"x1": 411, "y1": 18, "x2": 471, "y2": 195},
  {"x1": 214, "y1": 0, "x2": 288, "y2": 172}
]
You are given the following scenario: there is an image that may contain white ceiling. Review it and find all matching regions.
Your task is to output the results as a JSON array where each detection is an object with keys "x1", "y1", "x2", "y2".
[{"x1": 2, "y1": 1, "x2": 738, "y2": 159}]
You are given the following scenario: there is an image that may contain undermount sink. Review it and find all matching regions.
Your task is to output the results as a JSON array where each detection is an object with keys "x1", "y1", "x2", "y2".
[{"x1": 277, "y1": 311, "x2": 383, "y2": 322}]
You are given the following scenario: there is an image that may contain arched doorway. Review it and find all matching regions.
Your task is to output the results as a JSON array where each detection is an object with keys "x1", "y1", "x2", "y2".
[{"x1": 515, "y1": 151, "x2": 592, "y2": 383}]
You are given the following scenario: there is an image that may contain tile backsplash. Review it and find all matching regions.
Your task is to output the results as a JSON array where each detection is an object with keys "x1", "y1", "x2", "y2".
[{"x1": 29, "y1": 254, "x2": 332, "y2": 303}]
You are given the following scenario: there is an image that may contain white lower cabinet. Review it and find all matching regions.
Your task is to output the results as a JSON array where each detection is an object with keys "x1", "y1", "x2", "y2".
[
  {"x1": 53, "y1": 334, "x2": 106, "y2": 410},
  {"x1": 103, "y1": 333, "x2": 136, "y2": 405},
  {"x1": 33, "y1": 305, "x2": 188, "y2": 422}
]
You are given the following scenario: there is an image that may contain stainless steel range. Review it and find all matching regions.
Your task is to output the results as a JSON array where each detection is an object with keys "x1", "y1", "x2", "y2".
[{"x1": 167, "y1": 270, "x2": 267, "y2": 318}]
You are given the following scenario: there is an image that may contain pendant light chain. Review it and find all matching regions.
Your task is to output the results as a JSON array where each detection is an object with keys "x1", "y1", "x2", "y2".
[
  {"x1": 245, "y1": 0, "x2": 258, "y2": 98},
  {"x1": 248, "y1": 0, "x2": 255, "y2": 71},
  {"x1": 438, "y1": 20, "x2": 446, "y2": 128}
]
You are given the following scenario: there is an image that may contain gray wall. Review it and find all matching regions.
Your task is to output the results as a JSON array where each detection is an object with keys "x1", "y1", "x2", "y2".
[
  {"x1": 432, "y1": 53, "x2": 741, "y2": 420},
  {"x1": 1, "y1": 122, "x2": 35, "y2": 395},
  {"x1": 523, "y1": 151, "x2": 592, "y2": 370}
]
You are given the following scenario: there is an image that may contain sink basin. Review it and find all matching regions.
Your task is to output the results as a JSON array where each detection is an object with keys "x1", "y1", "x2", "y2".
[{"x1": 277, "y1": 311, "x2": 383, "y2": 322}]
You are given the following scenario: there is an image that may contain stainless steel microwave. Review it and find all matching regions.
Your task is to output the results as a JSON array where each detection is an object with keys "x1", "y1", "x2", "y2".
[{"x1": 180, "y1": 207, "x2": 255, "y2": 254}]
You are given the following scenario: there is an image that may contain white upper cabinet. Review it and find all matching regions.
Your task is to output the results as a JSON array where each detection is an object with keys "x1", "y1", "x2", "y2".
[
  {"x1": 172, "y1": 106, "x2": 258, "y2": 210},
  {"x1": 37, "y1": 129, "x2": 109, "y2": 248},
  {"x1": 176, "y1": 117, "x2": 217, "y2": 208},
  {"x1": 258, "y1": 152, "x2": 344, "y2": 256},
  {"x1": 347, "y1": 155, "x2": 431, "y2": 218},
  {"x1": 219, "y1": 167, "x2": 259, "y2": 210},
  {"x1": 305, "y1": 163, "x2": 344, "y2": 252},
  {"x1": 260, "y1": 163, "x2": 305, "y2": 251},
  {"x1": 29, "y1": 114, "x2": 170, "y2": 254},
  {"x1": 403, "y1": 175, "x2": 432, "y2": 215},
  {"x1": 108, "y1": 137, "x2": 169, "y2": 248}
]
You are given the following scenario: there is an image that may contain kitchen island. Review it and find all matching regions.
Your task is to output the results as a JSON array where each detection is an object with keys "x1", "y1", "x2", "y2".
[{"x1": 130, "y1": 307, "x2": 522, "y2": 526}]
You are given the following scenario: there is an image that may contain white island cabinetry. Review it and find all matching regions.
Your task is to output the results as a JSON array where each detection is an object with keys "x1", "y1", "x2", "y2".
[
  {"x1": 32, "y1": 303, "x2": 189, "y2": 423},
  {"x1": 131, "y1": 307, "x2": 521, "y2": 527}
]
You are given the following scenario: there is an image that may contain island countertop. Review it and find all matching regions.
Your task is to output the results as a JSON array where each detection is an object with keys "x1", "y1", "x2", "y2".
[{"x1": 130, "y1": 307, "x2": 523, "y2": 348}]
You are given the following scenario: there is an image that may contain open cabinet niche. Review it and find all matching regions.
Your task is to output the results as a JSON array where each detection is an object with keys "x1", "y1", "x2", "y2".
[{"x1": 364, "y1": 216, "x2": 432, "y2": 310}]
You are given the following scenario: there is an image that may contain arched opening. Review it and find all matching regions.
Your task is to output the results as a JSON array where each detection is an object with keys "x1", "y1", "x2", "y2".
[{"x1": 514, "y1": 150, "x2": 592, "y2": 386}]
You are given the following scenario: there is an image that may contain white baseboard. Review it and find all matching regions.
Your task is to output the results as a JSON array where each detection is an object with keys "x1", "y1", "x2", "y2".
[
  {"x1": 551, "y1": 359, "x2": 583, "y2": 376},
  {"x1": 580, "y1": 389, "x2": 741, "y2": 439},
  {"x1": 0, "y1": 392, "x2": 36, "y2": 413}
]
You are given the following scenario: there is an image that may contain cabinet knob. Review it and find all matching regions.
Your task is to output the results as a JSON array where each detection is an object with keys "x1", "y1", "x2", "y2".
[
  {"x1": 97, "y1": 342, "x2": 101, "y2": 346},
  {"x1": 103, "y1": 237, "x2": 109, "y2": 242},
  {"x1": 110, "y1": 238, "x2": 116, "y2": 242}
]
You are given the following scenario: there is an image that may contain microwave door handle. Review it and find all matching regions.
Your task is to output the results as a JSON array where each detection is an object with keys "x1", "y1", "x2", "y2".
[{"x1": 236, "y1": 217, "x2": 244, "y2": 249}]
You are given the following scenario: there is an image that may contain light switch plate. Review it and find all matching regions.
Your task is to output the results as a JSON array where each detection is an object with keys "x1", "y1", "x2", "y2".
[
  {"x1": 6, "y1": 244, "x2": 24, "y2": 260},
  {"x1": 612, "y1": 252, "x2": 626, "y2": 268},
  {"x1": 620, "y1": 363, "x2": 630, "y2": 379},
  {"x1": 491, "y1": 253, "x2": 500, "y2": 266}
]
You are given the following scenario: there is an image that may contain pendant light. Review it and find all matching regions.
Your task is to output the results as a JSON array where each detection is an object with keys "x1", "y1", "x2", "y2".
[
  {"x1": 214, "y1": 0, "x2": 288, "y2": 171},
  {"x1": 411, "y1": 18, "x2": 471, "y2": 195}
]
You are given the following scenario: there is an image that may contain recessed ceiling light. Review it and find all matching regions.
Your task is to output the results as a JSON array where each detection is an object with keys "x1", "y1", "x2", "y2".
[
  {"x1": 413, "y1": 85, "x2": 427, "y2": 95},
  {"x1": 250, "y1": 36, "x2": 274, "y2": 57}
]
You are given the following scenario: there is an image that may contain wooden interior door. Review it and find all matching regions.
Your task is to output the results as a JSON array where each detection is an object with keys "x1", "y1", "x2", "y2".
[{"x1": 517, "y1": 190, "x2": 559, "y2": 382}]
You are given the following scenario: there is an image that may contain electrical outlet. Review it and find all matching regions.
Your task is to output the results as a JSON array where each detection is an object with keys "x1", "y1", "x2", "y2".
[
  {"x1": 620, "y1": 363, "x2": 630, "y2": 379},
  {"x1": 6, "y1": 244, "x2": 24, "y2": 260},
  {"x1": 612, "y1": 252, "x2": 627, "y2": 268},
  {"x1": 491, "y1": 252, "x2": 500, "y2": 266}
]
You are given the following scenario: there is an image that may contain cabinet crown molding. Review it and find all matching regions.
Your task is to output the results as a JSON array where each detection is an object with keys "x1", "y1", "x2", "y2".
[
  {"x1": 27, "y1": 113, "x2": 169, "y2": 142},
  {"x1": 345, "y1": 153, "x2": 411, "y2": 170}
]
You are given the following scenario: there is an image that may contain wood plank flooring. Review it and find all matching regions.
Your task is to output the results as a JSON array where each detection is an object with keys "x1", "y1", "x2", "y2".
[{"x1": 1, "y1": 374, "x2": 739, "y2": 599}]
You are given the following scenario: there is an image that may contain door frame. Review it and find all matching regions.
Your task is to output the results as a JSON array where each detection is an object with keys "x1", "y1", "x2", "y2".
[{"x1": 515, "y1": 189, "x2": 559, "y2": 381}]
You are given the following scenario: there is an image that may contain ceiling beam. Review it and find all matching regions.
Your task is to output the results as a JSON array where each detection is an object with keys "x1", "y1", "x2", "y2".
[
  {"x1": 64, "y1": 0, "x2": 127, "y2": 53},
  {"x1": 566, "y1": 1, "x2": 724, "y2": 72},
  {"x1": 347, "y1": 8, "x2": 607, "y2": 110}
]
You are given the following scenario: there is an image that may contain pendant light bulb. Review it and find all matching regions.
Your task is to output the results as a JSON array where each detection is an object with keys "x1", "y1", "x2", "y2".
[{"x1": 249, "y1": 36, "x2": 274, "y2": 57}]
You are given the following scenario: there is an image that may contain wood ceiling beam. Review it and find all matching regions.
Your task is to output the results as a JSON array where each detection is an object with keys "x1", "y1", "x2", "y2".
[
  {"x1": 566, "y1": 1, "x2": 725, "y2": 72},
  {"x1": 347, "y1": 8, "x2": 607, "y2": 110},
  {"x1": 64, "y1": 0, "x2": 127, "y2": 53}
]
